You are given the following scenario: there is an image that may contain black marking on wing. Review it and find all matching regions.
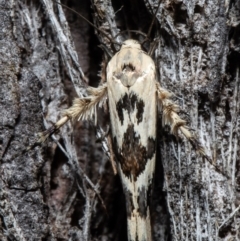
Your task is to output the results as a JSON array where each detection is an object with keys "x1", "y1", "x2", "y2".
[
  {"x1": 116, "y1": 93, "x2": 145, "y2": 125},
  {"x1": 136, "y1": 99, "x2": 144, "y2": 124},
  {"x1": 147, "y1": 137, "x2": 155, "y2": 159},
  {"x1": 113, "y1": 124, "x2": 156, "y2": 181},
  {"x1": 137, "y1": 186, "x2": 147, "y2": 218},
  {"x1": 124, "y1": 188, "x2": 134, "y2": 217},
  {"x1": 137, "y1": 180, "x2": 153, "y2": 219},
  {"x1": 124, "y1": 183, "x2": 153, "y2": 220},
  {"x1": 116, "y1": 94, "x2": 129, "y2": 125}
]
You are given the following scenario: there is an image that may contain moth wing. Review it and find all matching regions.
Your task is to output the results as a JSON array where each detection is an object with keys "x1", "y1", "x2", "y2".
[{"x1": 107, "y1": 48, "x2": 157, "y2": 241}]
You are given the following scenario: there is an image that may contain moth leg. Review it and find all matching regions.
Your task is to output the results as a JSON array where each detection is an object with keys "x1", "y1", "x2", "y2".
[
  {"x1": 156, "y1": 82, "x2": 208, "y2": 159},
  {"x1": 156, "y1": 83, "x2": 228, "y2": 176},
  {"x1": 29, "y1": 83, "x2": 108, "y2": 150}
]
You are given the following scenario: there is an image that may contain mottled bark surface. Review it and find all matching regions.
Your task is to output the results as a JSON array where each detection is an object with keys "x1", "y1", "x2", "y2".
[{"x1": 0, "y1": 0, "x2": 239, "y2": 240}]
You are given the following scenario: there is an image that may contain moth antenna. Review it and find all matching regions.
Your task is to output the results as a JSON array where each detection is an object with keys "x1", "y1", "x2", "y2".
[
  {"x1": 99, "y1": 44, "x2": 114, "y2": 59},
  {"x1": 141, "y1": 0, "x2": 161, "y2": 51},
  {"x1": 113, "y1": 30, "x2": 147, "y2": 41},
  {"x1": 52, "y1": 0, "x2": 121, "y2": 48},
  {"x1": 148, "y1": 37, "x2": 160, "y2": 56},
  {"x1": 146, "y1": 0, "x2": 161, "y2": 40}
]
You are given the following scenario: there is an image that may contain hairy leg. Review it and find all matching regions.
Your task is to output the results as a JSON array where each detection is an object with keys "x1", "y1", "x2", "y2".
[
  {"x1": 156, "y1": 82, "x2": 209, "y2": 160},
  {"x1": 30, "y1": 83, "x2": 108, "y2": 149}
]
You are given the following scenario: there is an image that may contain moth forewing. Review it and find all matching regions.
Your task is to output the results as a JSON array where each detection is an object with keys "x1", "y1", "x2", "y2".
[{"x1": 107, "y1": 39, "x2": 157, "y2": 241}]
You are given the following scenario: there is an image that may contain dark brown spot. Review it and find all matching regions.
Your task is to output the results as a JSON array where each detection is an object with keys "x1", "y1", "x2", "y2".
[{"x1": 113, "y1": 125, "x2": 156, "y2": 181}]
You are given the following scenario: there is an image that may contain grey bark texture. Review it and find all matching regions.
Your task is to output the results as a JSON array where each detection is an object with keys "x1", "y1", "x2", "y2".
[{"x1": 0, "y1": 0, "x2": 239, "y2": 240}]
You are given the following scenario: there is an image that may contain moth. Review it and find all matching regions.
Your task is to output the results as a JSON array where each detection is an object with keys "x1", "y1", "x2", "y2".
[
  {"x1": 38, "y1": 42, "x2": 208, "y2": 241},
  {"x1": 32, "y1": 1, "x2": 211, "y2": 241}
]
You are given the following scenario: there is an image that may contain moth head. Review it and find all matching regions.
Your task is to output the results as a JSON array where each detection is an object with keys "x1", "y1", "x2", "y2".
[{"x1": 121, "y1": 39, "x2": 142, "y2": 50}]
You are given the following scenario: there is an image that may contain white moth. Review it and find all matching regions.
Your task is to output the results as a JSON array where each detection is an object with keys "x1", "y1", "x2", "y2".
[
  {"x1": 107, "y1": 40, "x2": 157, "y2": 241},
  {"x1": 39, "y1": 39, "x2": 208, "y2": 241}
]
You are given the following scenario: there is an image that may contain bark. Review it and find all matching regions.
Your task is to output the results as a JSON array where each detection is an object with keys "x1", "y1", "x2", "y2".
[{"x1": 0, "y1": 0, "x2": 239, "y2": 240}]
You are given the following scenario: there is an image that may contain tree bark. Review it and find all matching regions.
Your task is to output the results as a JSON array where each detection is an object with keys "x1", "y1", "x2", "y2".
[{"x1": 0, "y1": 0, "x2": 239, "y2": 240}]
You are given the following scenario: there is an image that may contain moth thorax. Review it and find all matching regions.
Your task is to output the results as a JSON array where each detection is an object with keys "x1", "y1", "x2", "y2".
[{"x1": 121, "y1": 39, "x2": 142, "y2": 50}]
